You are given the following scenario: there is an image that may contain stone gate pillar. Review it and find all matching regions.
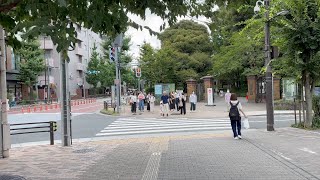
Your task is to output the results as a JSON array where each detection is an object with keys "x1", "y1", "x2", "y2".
[
  {"x1": 273, "y1": 77, "x2": 281, "y2": 100},
  {"x1": 247, "y1": 75, "x2": 257, "y2": 103},
  {"x1": 186, "y1": 79, "x2": 197, "y2": 101},
  {"x1": 201, "y1": 75, "x2": 213, "y2": 101}
]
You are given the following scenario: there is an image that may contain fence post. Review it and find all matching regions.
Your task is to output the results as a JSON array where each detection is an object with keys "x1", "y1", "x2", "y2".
[{"x1": 49, "y1": 121, "x2": 54, "y2": 145}]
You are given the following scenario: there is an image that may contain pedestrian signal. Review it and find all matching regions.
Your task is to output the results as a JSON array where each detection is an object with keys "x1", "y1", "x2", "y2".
[{"x1": 136, "y1": 68, "x2": 141, "y2": 77}]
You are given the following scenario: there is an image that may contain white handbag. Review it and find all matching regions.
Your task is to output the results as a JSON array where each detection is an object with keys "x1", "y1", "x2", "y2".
[{"x1": 243, "y1": 118, "x2": 250, "y2": 129}]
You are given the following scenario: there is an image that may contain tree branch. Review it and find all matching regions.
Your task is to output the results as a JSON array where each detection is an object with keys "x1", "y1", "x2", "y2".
[{"x1": 0, "y1": 0, "x2": 21, "y2": 12}]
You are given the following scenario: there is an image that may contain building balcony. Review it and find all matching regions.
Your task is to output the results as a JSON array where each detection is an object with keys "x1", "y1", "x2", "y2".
[
  {"x1": 40, "y1": 39, "x2": 54, "y2": 50},
  {"x1": 75, "y1": 46, "x2": 85, "y2": 56},
  {"x1": 38, "y1": 75, "x2": 54, "y2": 87},
  {"x1": 76, "y1": 63, "x2": 85, "y2": 71}
]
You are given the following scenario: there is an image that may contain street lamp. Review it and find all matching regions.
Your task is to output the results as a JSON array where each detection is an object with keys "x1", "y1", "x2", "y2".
[{"x1": 254, "y1": 0, "x2": 288, "y2": 131}]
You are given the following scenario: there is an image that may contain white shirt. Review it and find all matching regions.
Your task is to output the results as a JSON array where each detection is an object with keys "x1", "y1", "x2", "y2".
[
  {"x1": 189, "y1": 94, "x2": 197, "y2": 103},
  {"x1": 228, "y1": 100, "x2": 243, "y2": 113},
  {"x1": 130, "y1": 95, "x2": 137, "y2": 103},
  {"x1": 149, "y1": 96, "x2": 155, "y2": 103}
]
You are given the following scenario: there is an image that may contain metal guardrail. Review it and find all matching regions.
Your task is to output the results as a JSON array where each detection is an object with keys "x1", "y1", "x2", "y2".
[{"x1": 10, "y1": 121, "x2": 57, "y2": 145}]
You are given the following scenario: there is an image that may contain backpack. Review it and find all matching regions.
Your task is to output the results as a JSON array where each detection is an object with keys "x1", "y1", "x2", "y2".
[{"x1": 229, "y1": 102, "x2": 240, "y2": 121}]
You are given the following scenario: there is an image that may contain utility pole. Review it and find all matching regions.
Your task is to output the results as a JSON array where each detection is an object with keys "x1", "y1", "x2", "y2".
[
  {"x1": 0, "y1": 27, "x2": 10, "y2": 158},
  {"x1": 44, "y1": 36, "x2": 47, "y2": 103},
  {"x1": 264, "y1": 0, "x2": 274, "y2": 131},
  {"x1": 113, "y1": 34, "x2": 123, "y2": 114},
  {"x1": 60, "y1": 52, "x2": 71, "y2": 146},
  {"x1": 115, "y1": 47, "x2": 120, "y2": 113}
]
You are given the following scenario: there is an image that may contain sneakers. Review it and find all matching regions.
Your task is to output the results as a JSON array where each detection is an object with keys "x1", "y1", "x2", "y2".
[
  {"x1": 234, "y1": 137, "x2": 239, "y2": 140},
  {"x1": 238, "y1": 135, "x2": 242, "y2": 139}
]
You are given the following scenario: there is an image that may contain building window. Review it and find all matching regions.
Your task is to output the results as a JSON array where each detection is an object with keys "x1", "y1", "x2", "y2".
[
  {"x1": 45, "y1": 50, "x2": 51, "y2": 60},
  {"x1": 79, "y1": 56, "x2": 82, "y2": 63}
]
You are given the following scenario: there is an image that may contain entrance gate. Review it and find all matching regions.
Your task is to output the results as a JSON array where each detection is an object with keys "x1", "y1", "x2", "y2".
[{"x1": 256, "y1": 76, "x2": 266, "y2": 103}]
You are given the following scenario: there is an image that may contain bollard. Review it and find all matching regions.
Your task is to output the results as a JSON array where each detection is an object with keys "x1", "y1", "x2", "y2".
[{"x1": 49, "y1": 121, "x2": 54, "y2": 145}]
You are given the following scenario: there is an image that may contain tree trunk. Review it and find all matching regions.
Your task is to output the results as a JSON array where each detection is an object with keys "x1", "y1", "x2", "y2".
[
  {"x1": 29, "y1": 86, "x2": 34, "y2": 103},
  {"x1": 304, "y1": 72, "x2": 313, "y2": 128}
]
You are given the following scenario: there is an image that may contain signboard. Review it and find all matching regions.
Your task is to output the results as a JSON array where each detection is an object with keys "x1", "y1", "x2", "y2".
[
  {"x1": 155, "y1": 85, "x2": 162, "y2": 95},
  {"x1": 207, "y1": 88, "x2": 214, "y2": 105}
]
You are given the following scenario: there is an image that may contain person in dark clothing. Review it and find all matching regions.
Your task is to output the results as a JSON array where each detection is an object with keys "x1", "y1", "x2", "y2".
[
  {"x1": 228, "y1": 93, "x2": 247, "y2": 139},
  {"x1": 180, "y1": 93, "x2": 186, "y2": 115},
  {"x1": 161, "y1": 91, "x2": 170, "y2": 116}
]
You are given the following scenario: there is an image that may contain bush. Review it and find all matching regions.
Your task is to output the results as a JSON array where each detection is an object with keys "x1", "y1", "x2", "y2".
[
  {"x1": 274, "y1": 99, "x2": 296, "y2": 110},
  {"x1": 312, "y1": 95, "x2": 320, "y2": 117},
  {"x1": 100, "y1": 109, "x2": 119, "y2": 116},
  {"x1": 312, "y1": 116, "x2": 320, "y2": 129}
]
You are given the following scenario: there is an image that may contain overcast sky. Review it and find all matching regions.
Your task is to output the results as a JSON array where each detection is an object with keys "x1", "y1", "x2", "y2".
[{"x1": 125, "y1": 9, "x2": 213, "y2": 62}]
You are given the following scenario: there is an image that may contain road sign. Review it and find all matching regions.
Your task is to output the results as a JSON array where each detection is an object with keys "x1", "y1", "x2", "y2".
[{"x1": 136, "y1": 68, "x2": 141, "y2": 77}]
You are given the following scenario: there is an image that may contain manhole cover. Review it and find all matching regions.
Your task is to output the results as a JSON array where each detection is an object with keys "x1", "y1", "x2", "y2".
[
  {"x1": 0, "y1": 175, "x2": 26, "y2": 180},
  {"x1": 73, "y1": 148, "x2": 95, "y2": 154}
]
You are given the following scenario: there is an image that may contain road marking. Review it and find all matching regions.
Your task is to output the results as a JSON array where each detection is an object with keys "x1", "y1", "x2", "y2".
[
  {"x1": 142, "y1": 152, "x2": 161, "y2": 180},
  {"x1": 299, "y1": 148, "x2": 318, "y2": 155}
]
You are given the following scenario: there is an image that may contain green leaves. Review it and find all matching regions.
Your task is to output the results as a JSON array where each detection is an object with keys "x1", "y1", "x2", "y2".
[{"x1": 15, "y1": 40, "x2": 45, "y2": 87}]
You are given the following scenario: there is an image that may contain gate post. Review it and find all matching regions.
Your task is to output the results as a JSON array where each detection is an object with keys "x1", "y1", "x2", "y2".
[
  {"x1": 247, "y1": 75, "x2": 257, "y2": 103},
  {"x1": 186, "y1": 79, "x2": 197, "y2": 102}
]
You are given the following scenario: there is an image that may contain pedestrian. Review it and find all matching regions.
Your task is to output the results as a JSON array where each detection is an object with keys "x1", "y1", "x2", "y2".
[
  {"x1": 225, "y1": 89, "x2": 231, "y2": 111},
  {"x1": 138, "y1": 92, "x2": 145, "y2": 112},
  {"x1": 146, "y1": 93, "x2": 151, "y2": 112},
  {"x1": 169, "y1": 92, "x2": 175, "y2": 111},
  {"x1": 159, "y1": 101, "x2": 164, "y2": 116},
  {"x1": 130, "y1": 93, "x2": 137, "y2": 114},
  {"x1": 149, "y1": 93, "x2": 155, "y2": 112},
  {"x1": 175, "y1": 91, "x2": 180, "y2": 111},
  {"x1": 189, "y1": 91, "x2": 197, "y2": 112},
  {"x1": 228, "y1": 93, "x2": 247, "y2": 140},
  {"x1": 179, "y1": 93, "x2": 186, "y2": 115},
  {"x1": 161, "y1": 91, "x2": 170, "y2": 117}
]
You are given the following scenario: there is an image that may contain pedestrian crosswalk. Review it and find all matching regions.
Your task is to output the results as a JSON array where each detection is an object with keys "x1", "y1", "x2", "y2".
[{"x1": 96, "y1": 117, "x2": 232, "y2": 137}]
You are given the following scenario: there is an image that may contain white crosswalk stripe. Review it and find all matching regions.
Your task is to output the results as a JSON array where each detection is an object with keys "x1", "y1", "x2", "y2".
[{"x1": 96, "y1": 117, "x2": 232, "y2": 137}]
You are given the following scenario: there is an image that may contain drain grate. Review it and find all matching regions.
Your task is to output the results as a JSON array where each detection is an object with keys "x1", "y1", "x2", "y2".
[
  {"x1": 0, "y1": 174, "x2": 26, "y2": 180},
  {"x1": 73, "y1": 148, "x2": 95, "y2": 154}
]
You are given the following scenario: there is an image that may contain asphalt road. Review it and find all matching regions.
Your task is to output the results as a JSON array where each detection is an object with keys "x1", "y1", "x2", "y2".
[{"x1": 9, "y1": 113, "x2": 296, "y2": 145}]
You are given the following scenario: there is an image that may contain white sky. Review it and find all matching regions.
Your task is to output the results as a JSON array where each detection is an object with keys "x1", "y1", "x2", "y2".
[{"x1": 125, "y1": 9, "x2": 214, "y2": 62}]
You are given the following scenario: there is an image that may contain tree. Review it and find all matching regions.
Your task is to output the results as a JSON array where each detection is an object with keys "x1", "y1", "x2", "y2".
[
  {"x1": 272, "y1": 0, "x2": 320, "y2": 127},
  {"x1": 86, "y1": 45, "x2": 101, "y2": 90},
  {"x1": 138, "y1": 20, "x2": 213, "y2": 89},
  {"x1": 15, "y1": 40, "x2": 45, "y2": 101}
]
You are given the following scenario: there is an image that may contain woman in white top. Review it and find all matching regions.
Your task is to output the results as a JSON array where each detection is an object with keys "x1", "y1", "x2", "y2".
[
  {"x1": 149, "y1": 93, "x2": 155, "y2": 112},
  {"x1": 228, "y1": 93, "x2": 247, "y2": 139}
]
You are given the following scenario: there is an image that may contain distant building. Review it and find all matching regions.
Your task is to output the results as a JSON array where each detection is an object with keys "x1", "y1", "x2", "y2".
[{"x1": 38, "y1": 24, "x2": 104, "y2": 100}]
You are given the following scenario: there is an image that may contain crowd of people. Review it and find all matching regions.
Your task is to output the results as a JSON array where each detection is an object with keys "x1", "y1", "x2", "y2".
[
  {"x1": 129, "y1": 90, "x2": 197, "y2": 116},
  {"x1": 129, "y1": 89, "x2": 248, "y2": 140}
]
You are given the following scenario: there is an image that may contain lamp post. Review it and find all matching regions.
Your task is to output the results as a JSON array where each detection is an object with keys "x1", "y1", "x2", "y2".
[{"x1": 254, "y1": 0, "x2": 288, "y2": 131}]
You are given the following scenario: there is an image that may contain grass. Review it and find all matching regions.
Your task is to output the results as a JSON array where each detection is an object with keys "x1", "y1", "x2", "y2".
[
  {"x1": 291, "y1": 117, "x2": 320, "y2": 130},
  {"x1": 100, "y1": 108, "x2": 119, "y2": 116}
]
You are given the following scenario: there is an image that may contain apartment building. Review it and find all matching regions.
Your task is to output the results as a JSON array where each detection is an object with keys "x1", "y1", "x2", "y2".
[{"x1": 38, "y1": 25, "x2": 104, "y2": 100}]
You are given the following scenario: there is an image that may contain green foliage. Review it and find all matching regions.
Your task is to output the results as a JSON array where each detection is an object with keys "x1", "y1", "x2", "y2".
[
  {"x1": 15, "y1": 40, "x2": 45, "y2": 87},
  {"x1": 312, "y1": 95, "x2": 320, "y2": 117},
  {"x1": 140, "y1": 20, "x2": 213, "y2": 89},
  {"x1": 274, "y1": 99, "x2": 296, "y2": 110},
  {"x1": 86, "y1": 45, "x2": 101, "y2": 88},
  {"x1": 1, "y1": 0, "x2": 208, "y2": 53}
]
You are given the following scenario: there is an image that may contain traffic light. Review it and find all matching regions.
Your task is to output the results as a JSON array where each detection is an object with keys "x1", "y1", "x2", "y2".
[
  {"x1": 136, "y1": 68, "x2": 141, "y2": 77},
  {"x1": 109, "y1": 47, "x2": 116, "y2": 62},
  {"x1": 53, "y1": 121, "x2": 57, "y2": 131}
]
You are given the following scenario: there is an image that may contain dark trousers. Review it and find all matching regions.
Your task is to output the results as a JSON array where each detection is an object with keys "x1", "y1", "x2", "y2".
[
  {"x1": 180, "y1": 102, "x2": 186, "y2": 115},
  {"x1": 131, "y1": 102, "x2": 136, "y2": 113},
  {"x1": 190, "y1": 102, "x2": 196, "y2": 111},
  {"x1": 176, "y1": 98, "x2": 180, "y2": 111},
  {"x1": 230, "y1": 120, "x2": 241, "y2": 137}
]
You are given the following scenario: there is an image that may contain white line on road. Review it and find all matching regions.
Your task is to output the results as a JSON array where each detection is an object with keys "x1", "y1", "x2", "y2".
[
  {"x1": 96, "y1": 126, "x2": 231, "y2": 136},
  {"x1": 299, "y1": 148, "x2": 318, "y2": 155}
]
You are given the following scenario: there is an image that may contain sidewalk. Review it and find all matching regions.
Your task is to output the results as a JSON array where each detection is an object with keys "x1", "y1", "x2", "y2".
[
  {"x1": 120, "y1": 96, "x2": 294, "y2": 118},
  {"x1": 0, "y1": 128, "x2": 319, "y2": 180}
]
